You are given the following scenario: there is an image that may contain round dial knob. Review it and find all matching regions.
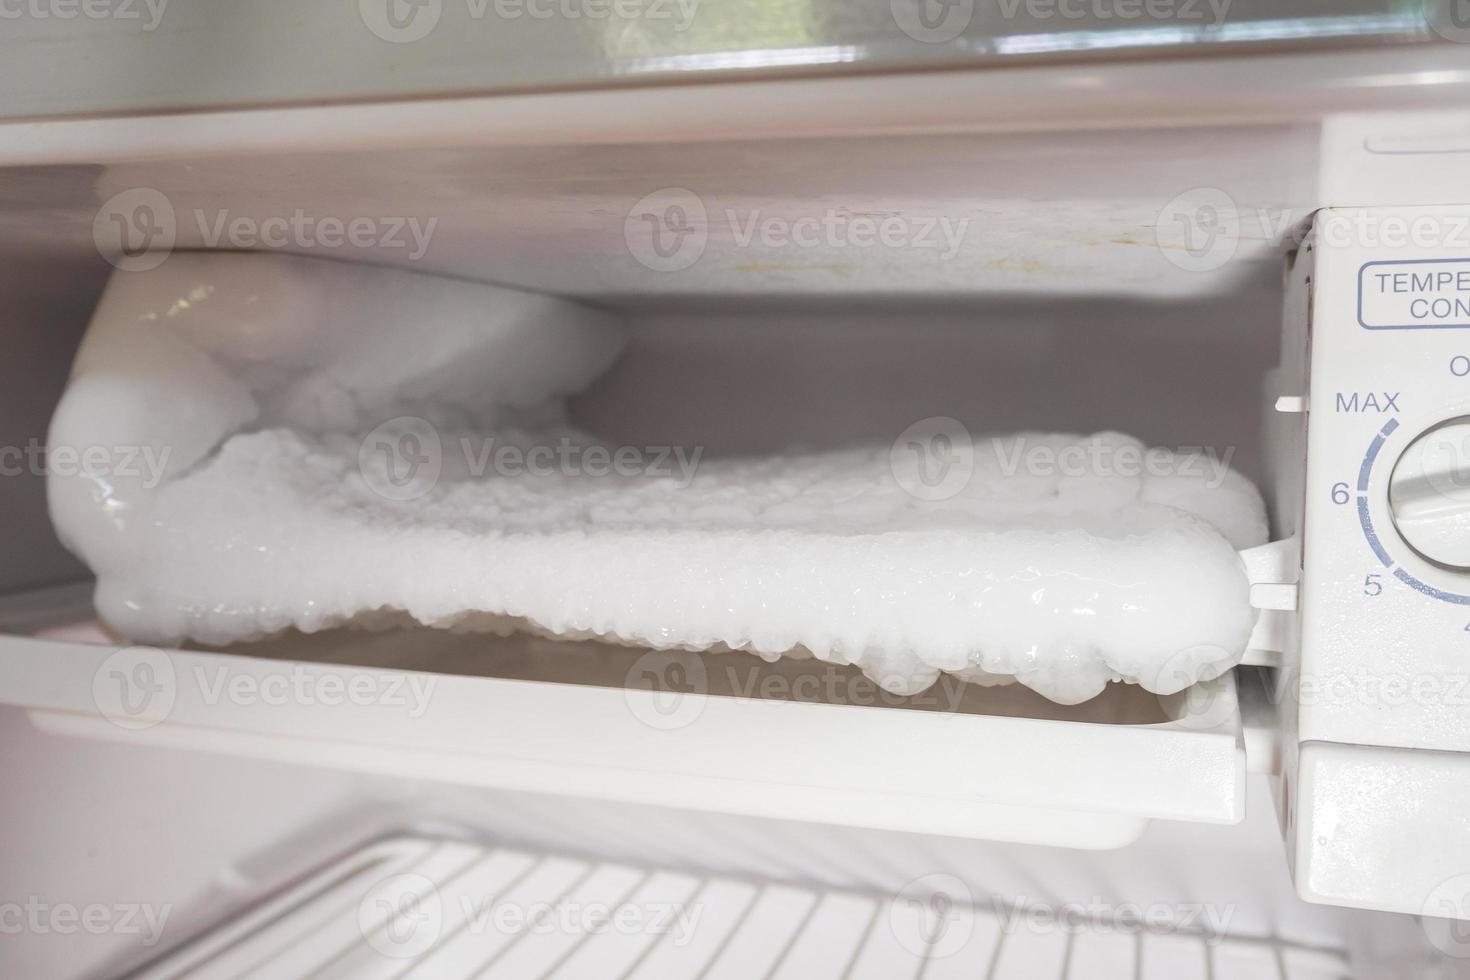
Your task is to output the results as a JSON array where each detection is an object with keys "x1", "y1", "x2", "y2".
[{"x1": 1389, "y1": 416, "x2": 1470, "y2": 570}]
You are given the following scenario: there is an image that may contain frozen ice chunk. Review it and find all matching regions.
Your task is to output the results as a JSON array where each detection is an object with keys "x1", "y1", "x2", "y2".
[{"x1": 49, "y1": 254, "x2": 1267, "y2": 705}]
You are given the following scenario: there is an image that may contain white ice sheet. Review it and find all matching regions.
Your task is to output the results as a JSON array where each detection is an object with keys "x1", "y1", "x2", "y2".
[{"x1": 49, "y1": 254, "x2": 1267, "y2": 704}]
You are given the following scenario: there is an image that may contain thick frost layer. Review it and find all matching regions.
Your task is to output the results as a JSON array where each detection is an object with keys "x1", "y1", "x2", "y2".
[{"x1": 50, "y1": 254, "x2": 1268, "y2": 705}]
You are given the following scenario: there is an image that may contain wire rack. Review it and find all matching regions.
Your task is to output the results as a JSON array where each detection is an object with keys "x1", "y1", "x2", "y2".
[{"x1": 125, "y1": 834, "x2": 1352, "y2": 980}]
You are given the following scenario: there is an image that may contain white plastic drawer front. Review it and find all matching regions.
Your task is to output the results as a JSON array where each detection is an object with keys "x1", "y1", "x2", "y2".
[{"x1": 0, "y1": 636, "x2": 1245, "y2": 848}]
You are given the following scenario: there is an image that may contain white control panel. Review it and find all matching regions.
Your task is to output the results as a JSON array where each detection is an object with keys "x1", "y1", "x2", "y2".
[
  {"x1": 1298, "y1": 206, "x2": 1470, "y2": 754},
  {"x1": 1291, "y1": 206, "x2": 1470, "y2": 918}
]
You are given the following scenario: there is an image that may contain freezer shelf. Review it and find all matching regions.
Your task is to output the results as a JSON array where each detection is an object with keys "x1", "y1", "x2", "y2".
[
  {"x1": 125, "y1": 834, "x2": 1352, "y2": 980},
  {"x1": 3, "y1": 631, "x2": 1248, "y2": 848},
  {"x1": 0, "y1": 632, "x2": 1247, "y2": 849}
]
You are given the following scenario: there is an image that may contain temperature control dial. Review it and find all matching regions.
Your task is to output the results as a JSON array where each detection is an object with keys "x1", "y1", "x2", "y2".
[{"x1": 1388, "y1": 417, "x2": 1470, "y2": 570}]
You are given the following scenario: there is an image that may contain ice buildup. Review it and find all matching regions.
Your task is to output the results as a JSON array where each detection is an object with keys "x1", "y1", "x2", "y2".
[{"x1": 49, "y1": 253, "x2": 1268, "y2": 704}]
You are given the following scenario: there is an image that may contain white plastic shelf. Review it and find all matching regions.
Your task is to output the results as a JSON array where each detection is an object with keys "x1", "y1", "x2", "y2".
[
  {"x1": 125, "y1": 834, "x2": 1353, "y2": 980},
  {"x1": 0, "y1": 630, "x2": 1247, "y2": 850}
]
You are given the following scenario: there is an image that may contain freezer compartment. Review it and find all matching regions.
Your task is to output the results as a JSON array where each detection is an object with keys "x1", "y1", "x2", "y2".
[
  {"x1": 0, "y1": 112, "x2": 1299, "y2": 851},
  {"x1": 5, "y1": 275, "x2": 1284, "y2": 844}
]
